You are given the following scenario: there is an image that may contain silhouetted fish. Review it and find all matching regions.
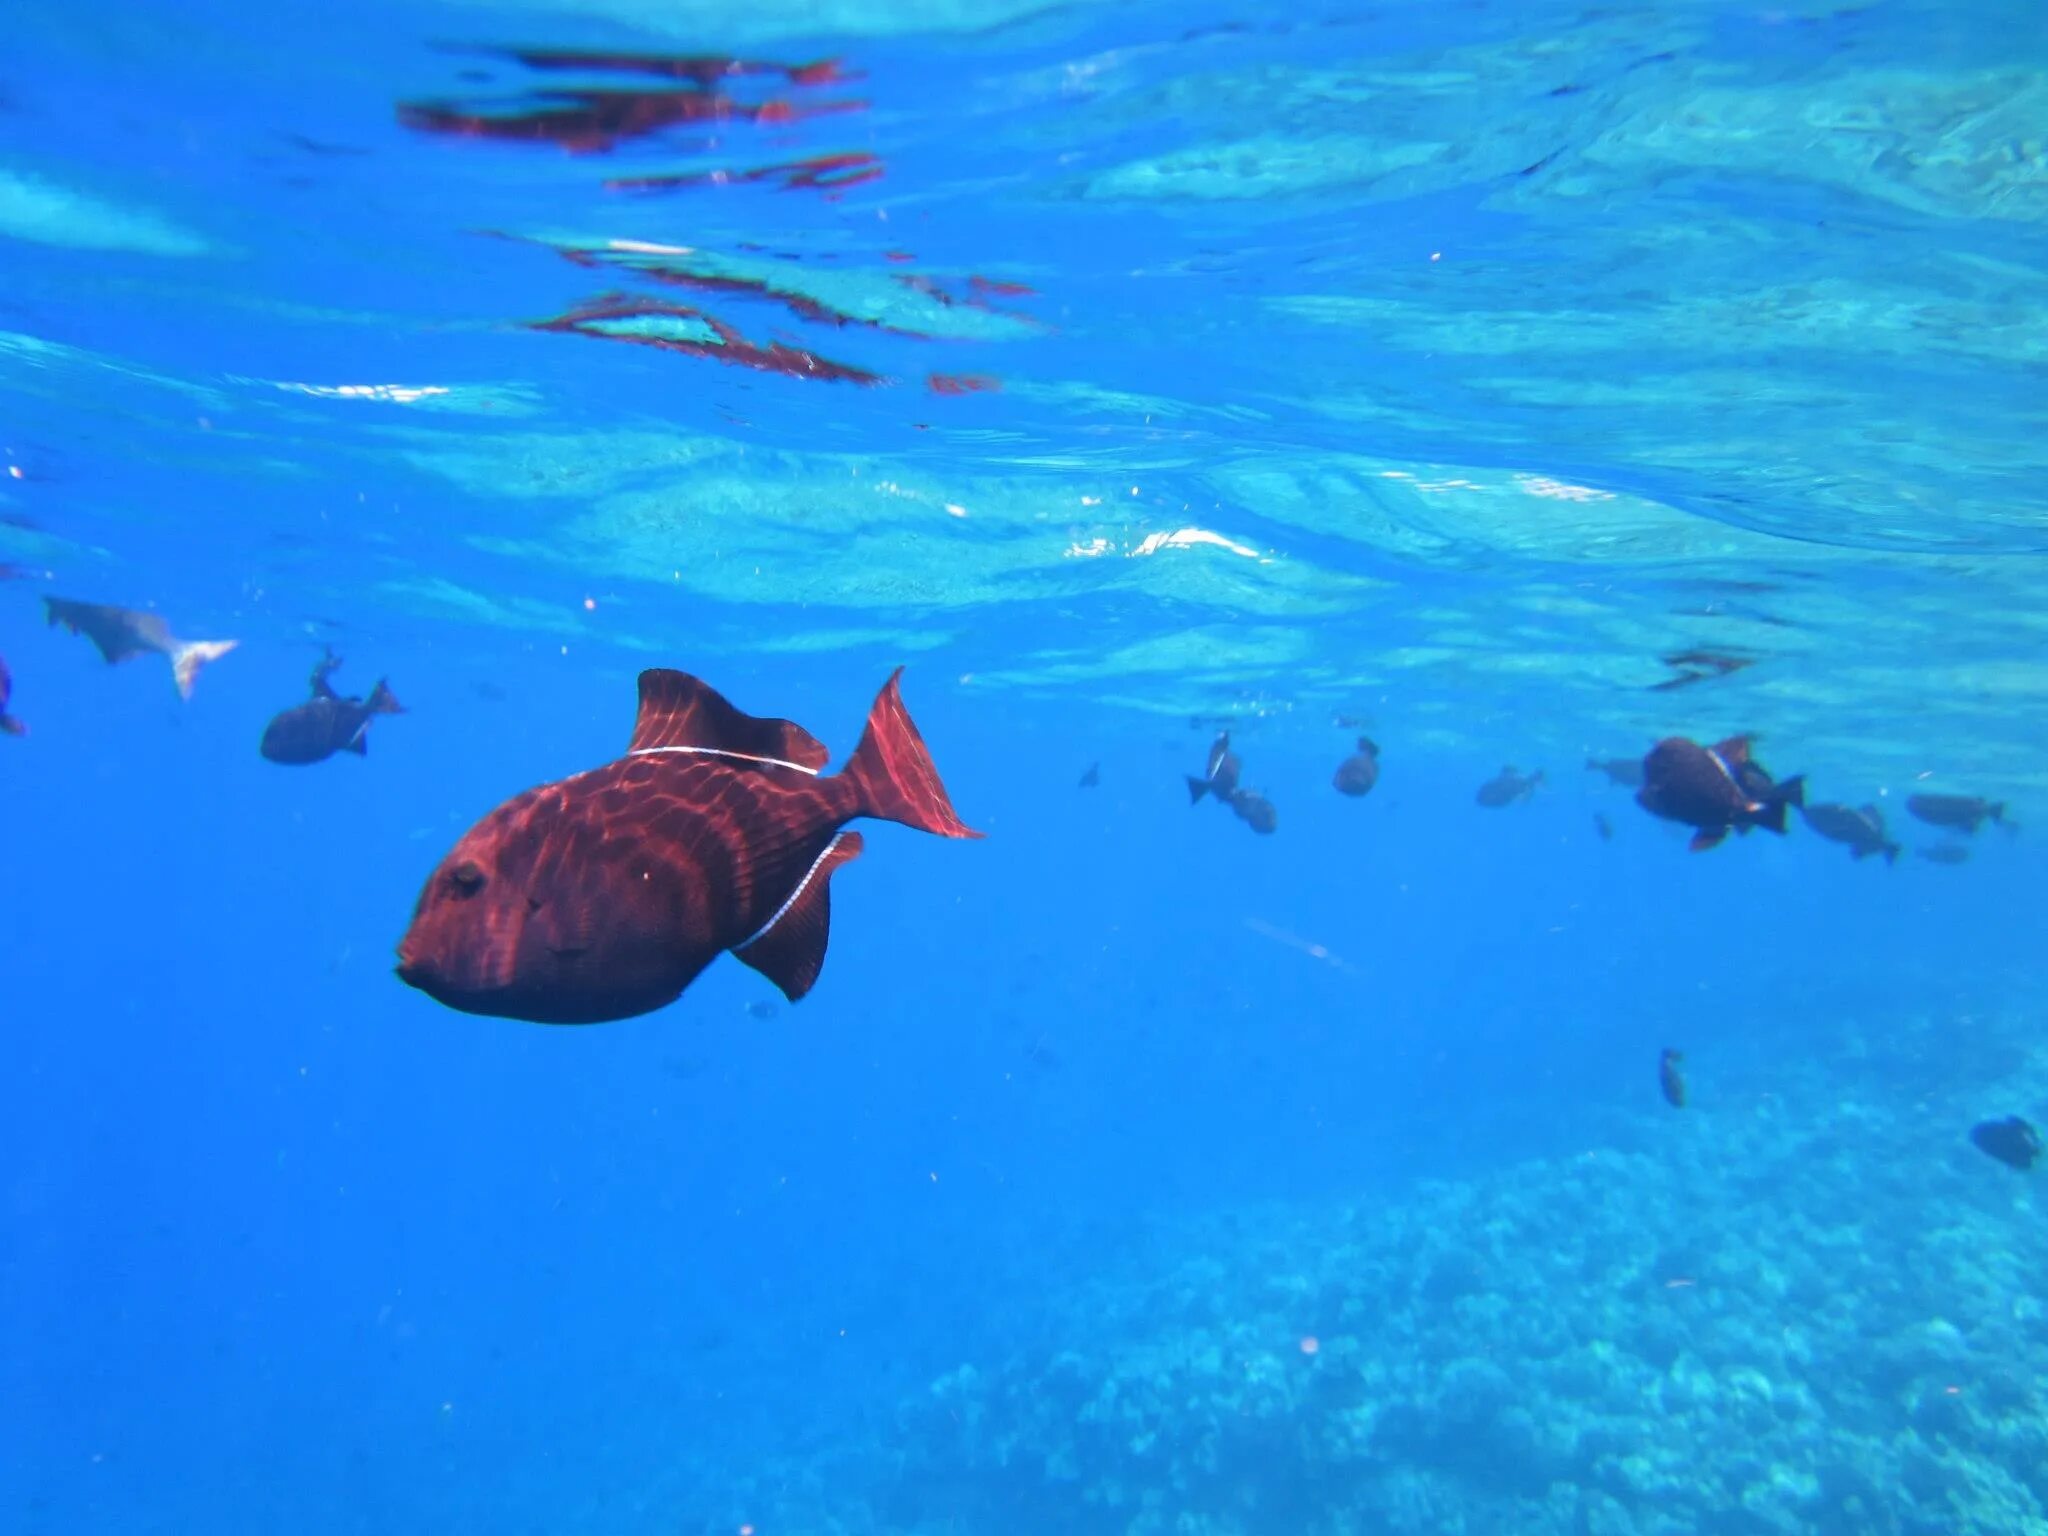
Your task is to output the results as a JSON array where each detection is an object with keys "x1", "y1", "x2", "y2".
[
  {"x1": 1659, "y1": 1048, "x2": 1686, "y2": 1108},
  {"x1": 1918, "y1": 843, "x2": 1971, "y2": 865},
  {"x1": 1078, "y1": 762, "x2": 1099, "y2": 788},
  {"x1": 260, "y1": 650, "x2": 404, "y2": 765},
  {"x1": 395, "y1": 668, "x2": 978, "y2": 1023},
  {"x1": 1226, "y1": 787, "x2": 1278, "y2": 834},
  {"x1": 44, "y1": 596, "x2": 237, "y2": 700},
  {"x1": 1969, "y1": 1116, "x2": 2041, "y2": 1171},
  {"x1": 1586, "y1": 756, "x2": 1645, "y2": 788},
  {"x1": 0, "y1": 654, "x2": 23, "y2": 737},
  {"x1": 1906, "y1": 793, "x2": 2008, "y2": 835},
  {"x1": 1187, "y1": 731, "x2": 1241, "y2": 804},
  {"x1": 1799, "y1": 802, "x2": 1900, "y2": 865},
  {"x1": 1476, "y1": 766, "x2": 1544, "y2": 807},
  {"x1": 1332, "y1": 738, "x2": 1380, "y2": 798},
  {"x1": 1594, "y1": 812, "x2": 1613, "y2": 841},
  {"x1": 1635, "y1": 735, "x2": 1804, "y2": 852}
]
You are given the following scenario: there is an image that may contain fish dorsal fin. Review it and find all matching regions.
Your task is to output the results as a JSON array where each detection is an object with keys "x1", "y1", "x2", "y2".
[
  {"x1": 1712, "y1": 735, "x2": 1751, "y2": 765},
  {"x1": 629, "y1": 670, "x2": 830, "y2": 772},
  {"x1": 734, "y1": 832, "x2": 863, "y2": 1001}
]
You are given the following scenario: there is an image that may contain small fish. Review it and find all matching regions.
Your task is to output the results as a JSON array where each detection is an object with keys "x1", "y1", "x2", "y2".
[
  {"x1": 1593, "y1": 812, "x2": 1613, "y2": 841},
  {"x1": 44, "y1": 595, "x2": 237, "y2": 700},
  {"x1": 1635, "y1": 735, "x2": 1804, "y2": 852},
  {"x1": 1658, "y1": 1048, "x2": 1687, "y2": 1108},
  {"x1": 1969, "y1": 1116, "x2": 2041, "y2": 1172},
  {"x1": 1799, "y1": 802, "x2": 1900, "y2": 865},
  {"x1": 1917, "y1": 843, "x2": 1971, "y2": 865},
  {"x1": 0, "y1": 654, "x2": 24, "y2": 737},
  {"x1": 1078, "y1": 762, "x2": 1100, "y2": 789},
  {"x1": 1332, "y1": 737, "x2": 1381, "y2": 798},
  {"x1": 1586, "y1": 756, "x2": 1645, "y2": 788},
  {"x1": 395, "y1": 668, "x2": 979, "y2": 1024},
  {"x1": 1906, "y1": 793, "x2": 2009, "y2": 835},
  {"x1": 1225, "y1": 787, "x2": 1278, "y2": 834},
  {"x1": 744, "y1": 999, "x2": 778, "y2": 1020},
  {"x1": 259, "y1": 650, "x2": 405, "y2": 765},
  {"x1": 1186, "y1": 731, "x2": 1242, "y2": 804},
  {"x1": 1476, "y1": 766, "x2": 1544, "y2": 807}
]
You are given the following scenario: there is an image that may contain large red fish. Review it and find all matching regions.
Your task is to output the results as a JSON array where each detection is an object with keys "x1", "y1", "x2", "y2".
[
  {"x1": 395, "y1": 668, "x2": 978, "y2": 1023},
  {"x1": 1635, "y1": 734, "x2": 1804, "y2": 852}
]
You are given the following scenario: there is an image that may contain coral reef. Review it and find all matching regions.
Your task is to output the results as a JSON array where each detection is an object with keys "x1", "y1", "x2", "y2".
[{"x1": 881, "y1": 1019, "x2": 2048, "y2": 1535}]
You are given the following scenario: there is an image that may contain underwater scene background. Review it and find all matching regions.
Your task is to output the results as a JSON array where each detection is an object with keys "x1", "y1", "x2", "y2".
[{"x1": 4, "y1": 0, "x2": 2047, "y2": 1531}]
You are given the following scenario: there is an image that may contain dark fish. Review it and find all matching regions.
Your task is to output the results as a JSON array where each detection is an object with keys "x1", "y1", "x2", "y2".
[
  {"x1": 1635, "y1": 735, "x2": 1804, "y2": 852},
  {"x1": 1332, "y1": 737, "x2": 1380, "y2": 798},
  {"x1": 1586, "y1": 756, "x2": 1645, "y2": 788},
  {"x1": 1225, "y1": 787, "x2": 1278, "y2": 834},
  {"x1": 259, "y1": 650, "x2": 405, "y2": 765},
  {"x1": 1918, "y1": 843, "x2": 1971, "y2": 865},
  {"x1": 1187, "y1": 731, "x2": 1241, "y2": 804},
  {"x1": 1658, "y1": 1048, "x2": 1686, "y2": 1108},
  {"x1": 1078, "y1": 762, "x2": 1100, "y2": 788},
  {"x1": 394, "y1": 668, "x2": 979, "y2": 1023},
  {"x1": 1799, "y1": 802, "x2": 1900, "y2": 865},
  {"x1": 1594, "y1": 812, "x2": 1613, "y2": 841},
  {"x1": 1476, "y1": 766, "x2": 1544, "y2": 807},
  {"x1": 1906, "y1": 793, "x2": 2008, "y2": 835},
  {"x1": 0, "y1": 654, "x2": 23, "y2": 737},
  {"x1": 1969, "y1": 1116, "x2": 2041, "y2": 1171},
  {"x1": 44, "y1": 596, "x2": 237, "y2": 699}
]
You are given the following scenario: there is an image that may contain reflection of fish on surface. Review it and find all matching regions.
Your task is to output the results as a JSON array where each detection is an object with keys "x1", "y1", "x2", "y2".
[
  {"x1": 395, "y1": 667, "x2": 978, "y2": 1024},
  {"x1": 1635, "y1": 735, "x2": 1804, "y2": 852},
  {"x1": 1585, "y1": 756, "x2": 1644, "y2": 788},
  {"x1": 44, "y1": 595, "x2": 237, "y2": 700},
  {"x1": 1186, "y1": 731, "x2": 1241, "y2": 804},
  {"x1": 1332, "y1": 737, "x2": 1380, "y2": 798},
  {"x1": 1799, "y1": 802, "x2": 1900, "y2": 865},
  {"x1": 260, "y1": 650, "x2": 406, "y2": 765},
  {"x1": 0, "y1": 654, "x2": 24, "y2": 737},
  {"x1": 1658, "y1": 1048, "x2": 1687, "y2": 1108},
  {"x1": 1906, "y1": 793, "x2": 2011, "y2": 835},
  {"x1": 1969, "y1": 1116, "x2": 2041, "y2": 1171},
  {"x1": 1476, "y1": 766, "x2": 1544, "y2": 807}
]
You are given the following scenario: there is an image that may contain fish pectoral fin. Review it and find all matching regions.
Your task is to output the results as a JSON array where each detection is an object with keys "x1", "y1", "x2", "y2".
[
  {"x1": 733, "y1": 832, "x2": 864, "y2": 1003},
  {"x1": 1689, "y1": 828, "x2": 1728, "y2": 853},
  {"x1": 344, "y1": 729, "x2": 369, "y2": 756}
]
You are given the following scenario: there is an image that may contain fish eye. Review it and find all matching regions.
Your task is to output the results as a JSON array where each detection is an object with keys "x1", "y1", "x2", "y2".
[{"x1": 448, "y1": 860, "x2": 487, "y2": 897}]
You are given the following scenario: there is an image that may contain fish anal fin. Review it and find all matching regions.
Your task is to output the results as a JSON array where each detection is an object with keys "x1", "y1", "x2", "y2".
[
  {"x1": 630, "y1": 669, "x2": 830, "y2": 769},
  {"x1": 734, "y1": 832, "x2": 863, "y2": 1002},
  {"x1": 1689, "y1": 828, "x2": 1728, "y2": 852}
]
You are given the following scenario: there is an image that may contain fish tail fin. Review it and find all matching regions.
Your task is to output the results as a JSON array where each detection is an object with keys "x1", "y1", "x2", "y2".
[
  {"x1": 1756, "y1": 797, "x2": 1793, "y2": 835},
  {"x1": 169, "y1": 639, "x2": 238, "y2": 700},
  {"x1": 1772, "y1": 774, "x2": 1807, "y2": 818},
  {"x1": 1186, "y1": 775, "x2": 1211, "y2": 804},
  {"x1": 841, "y1": 669, "x2": 979, "y2": 839},
  {"x1": 368, "y1": 679, "x2": 405, "y2": 715}
]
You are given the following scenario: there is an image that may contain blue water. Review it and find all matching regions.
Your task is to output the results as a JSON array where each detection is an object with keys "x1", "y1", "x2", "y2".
[{"x1": 5, "y1": 0, "x2": 2047, "y2": 1532}]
